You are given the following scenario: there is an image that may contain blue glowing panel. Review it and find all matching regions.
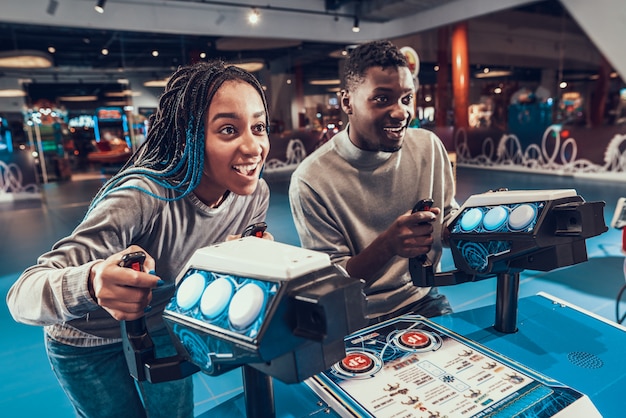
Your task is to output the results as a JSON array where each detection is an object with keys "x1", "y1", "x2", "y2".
[
  {"x1": 483, "y1": 206, "x2": 508, "y2": 231},
  {"x1": 165, "y1": 269, "x2": 280, "y2": 340},
  {"x1": 460, "y1": 207, "x2": 484, "y2": 231},
  {"x1": 451, "y1": 202, "x2": 545, "y2": 234},
  {"x1": 456, "y1": 240, "x2": 512, "y2": 273}
]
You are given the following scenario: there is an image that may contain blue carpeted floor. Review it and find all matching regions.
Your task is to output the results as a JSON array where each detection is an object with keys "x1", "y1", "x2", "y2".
[{"x1": 1, "y1": 167, "x2": 624, "y2": 417}]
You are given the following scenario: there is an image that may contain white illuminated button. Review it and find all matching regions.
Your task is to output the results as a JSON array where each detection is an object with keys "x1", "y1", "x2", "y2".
[
  {"x1": 460, "y1": 208, "x2": 483, "y2": 231},
  {"x1": 200, "y1": 277, "x2": 234, "y2": 319},
  {"x1": 509, "y1": 204, "x2": 536, "y2": 230},
  {"x1": 483, "y1": 206, "x2": 508, "y2": 231},
  {"x1": 176, "y1": 272, "x2": 206, "y2": 310},
  {"x1": 228, "y1": 283, "x2": 265, "y2": 330}
]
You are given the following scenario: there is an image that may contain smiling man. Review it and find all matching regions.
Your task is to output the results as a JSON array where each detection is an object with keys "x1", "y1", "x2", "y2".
[{"x1": 289, "y1": 40, "x2": 459, "y2": 324}]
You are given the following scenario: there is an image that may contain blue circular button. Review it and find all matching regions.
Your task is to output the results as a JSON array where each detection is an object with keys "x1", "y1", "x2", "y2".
[
  {"x1": 483, "y1": 206, "x2": 508, "y2": 231},
  {"x1": 229, "y1": 283, "x2": 265, "y2": 331},
  {"x1": 200, "y1": 277, "x2": 234, "y2": 319},
  {"x1": 176, "y1": 272, "x2": 206, "y2": 311},
  {"x1": 460, "y1": 208, "x2": 483, "y2": 231},
  {"x1": 509, "y1": 204, "x2": 536, "y2": 230}
]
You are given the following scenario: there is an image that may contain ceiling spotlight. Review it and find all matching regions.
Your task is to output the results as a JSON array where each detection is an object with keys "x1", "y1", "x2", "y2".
[
  {"x1": 248, "y1": 8, "x2": 260, "y2": 25},
  {"x1": 46, "y1": 0, "x2": 59, "y2": 16},
  {"x1": 352, "y1": 16, "x2": 360, "y2": 33},
  {"x1": 94, "y1": 0, "x2": 106, "y2": 14}
]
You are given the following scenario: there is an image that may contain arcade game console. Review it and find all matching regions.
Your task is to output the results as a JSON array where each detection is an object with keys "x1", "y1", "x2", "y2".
[
  {"x1": 306, "y1": 188, "x2": 613, "y2": 417},
  {"x1": 410, "y1": 188, "x2": 606, "y2": 333},
  {"x1": 121, "y1": 237, "x2": 368, "y2": 417},
  {"x1": 121, "y1": 188, "x2": 619, "y2": 417}
]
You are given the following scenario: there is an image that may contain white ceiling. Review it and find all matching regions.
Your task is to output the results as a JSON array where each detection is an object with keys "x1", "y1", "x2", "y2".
[
  {"x1": 4, "y1": 0, "x2": 532, "y2": 43},
  {"x1": 2, "y1": 0, "x2": 624, "y2": 78},
  {"x1": 1, "y1": 0, "x2": 625, "y2": 111}
]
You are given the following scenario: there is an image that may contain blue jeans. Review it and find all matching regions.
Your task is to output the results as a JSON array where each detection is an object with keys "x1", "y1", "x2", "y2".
[{"x1": 45, "y1": 329, "x2": 194, "y2": 418}]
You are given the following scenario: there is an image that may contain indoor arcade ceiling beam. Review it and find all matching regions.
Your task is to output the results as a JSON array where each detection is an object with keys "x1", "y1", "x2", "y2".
[{"x1": 2, "y1": 0, "x2": 541, "y2": 44}]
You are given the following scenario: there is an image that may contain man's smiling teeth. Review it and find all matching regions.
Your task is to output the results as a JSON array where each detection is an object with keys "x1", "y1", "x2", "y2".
[
  {"x1": 384, "y1": 126, "x2": 404, "y2": 133},
  {"x1": 233, "y1": 163, "x2": 258, "y2": 174}
]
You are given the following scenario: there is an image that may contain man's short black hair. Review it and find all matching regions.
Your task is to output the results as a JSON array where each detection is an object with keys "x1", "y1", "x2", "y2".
[{"x1": 343, "y1": 40, "x2": 409, "y2": 90}]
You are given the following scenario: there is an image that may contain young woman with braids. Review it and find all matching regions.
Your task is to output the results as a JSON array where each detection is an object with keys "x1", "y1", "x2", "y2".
[{"x1": 7, "y1": 60, "x2": 271, "y2": 417}]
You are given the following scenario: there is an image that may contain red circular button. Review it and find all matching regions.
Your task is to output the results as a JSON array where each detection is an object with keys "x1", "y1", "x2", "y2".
[
  {"x1": 400, "y1": 331, "x2": 431, "y2": 348},
  {"x1": 340, "y1": 352, "x2": 374, "y2": 373}
]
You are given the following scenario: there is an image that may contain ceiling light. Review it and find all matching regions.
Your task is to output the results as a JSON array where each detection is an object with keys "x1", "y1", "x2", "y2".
[
  {"x1": 143, "y1": 78, "x2": 170, "y2": 87},
  {"x1": 474, "y1": 70, "x2": 512, "y2": 79},
  {"x1": 95, "y1": 0, "x2": 106, "y2": 14},
  {"x1": 248, "y1": 8, "x2": 260, "y2": 25},
  {"x1": 0, "y1": 89, "x2": 27, "y2": 98},
  {"x1": 152, "y1": 50, "x2": 159, "y2": 57},
  {"x1": 101, "y1": 48, "x2": 109, "y2": 55},
  {"x1": 352, "y1": 16, "x2": 360, "y2": 33},
  {"x1": 58, "y1": 95, "x2": 99, "y2": 102},
  {"x1": 0, "y1": 50, "x2": 53, "y2": 69},
  {"x1": 105, "y1": 90, "x2": 141, "y2": 97},
  {"x1": 309, "y1": 79, "x2": 341, "y2": 86},
  {"x1": 46, "y1": 0, "x2": 59, "y2": 16},
  {"x1": 231, "y1": 61, "x2": 264, "y2": 72}
]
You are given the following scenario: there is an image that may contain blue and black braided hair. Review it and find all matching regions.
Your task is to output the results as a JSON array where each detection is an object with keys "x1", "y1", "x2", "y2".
[
  {"x1": 87, "y1": 60, "x2": 269, "y2": 214},
  {"x1": 343, "y1": 40, "x2": 409, "y2": 91}
]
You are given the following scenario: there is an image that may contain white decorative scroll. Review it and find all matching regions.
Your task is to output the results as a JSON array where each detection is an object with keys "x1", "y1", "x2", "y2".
[
  {"x1": 0, "y1": 160, "x2": 40, "y2": 201},
  {"x1": 455, "y1": 125, "x2": 626, "y2": 180},
  {"x1": 264, "y1": 138, "x2": 308, "y2": 176}
]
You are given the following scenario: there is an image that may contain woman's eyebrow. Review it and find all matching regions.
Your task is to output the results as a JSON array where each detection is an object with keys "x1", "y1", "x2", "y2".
[{"x1": 210, "y1": 110, "x2": 266, "y2": 122}]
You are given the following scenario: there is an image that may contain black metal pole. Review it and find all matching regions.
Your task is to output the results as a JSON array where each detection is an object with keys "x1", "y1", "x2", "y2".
[
  {"x1": 494, "y1": 272, "x2": 520, "y2": 333},
  {"x1": 242, "y1": 365, "x2": 275, "y2": 418}
]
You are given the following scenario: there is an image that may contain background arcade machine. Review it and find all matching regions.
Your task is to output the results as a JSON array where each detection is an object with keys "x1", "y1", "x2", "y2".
[
  {"x1": 121, "y1": 238, "x2": 368, "y2": 418},
  {"x1": 89, "y1": 107, "x2": 132, "y2": 173},
  {"x1": 306, "y1": 189, "x2": 622, "y2": 417}
]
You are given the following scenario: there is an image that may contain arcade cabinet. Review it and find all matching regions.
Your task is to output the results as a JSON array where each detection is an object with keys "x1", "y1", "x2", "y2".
[
  {"x1": 123, "y1": 189, "x2": 624, "y2": 417},
  {"x1": 308, "y1": 189, "x2": 620, "y2": 418},
  {"x1": 121, "y1": 238, "x2": 368, "y2": 418}
]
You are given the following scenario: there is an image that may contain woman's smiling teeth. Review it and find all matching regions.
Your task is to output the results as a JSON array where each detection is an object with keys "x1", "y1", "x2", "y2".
[{"x1": 233, "y1": 162, "x2": 259, "y2": 175}]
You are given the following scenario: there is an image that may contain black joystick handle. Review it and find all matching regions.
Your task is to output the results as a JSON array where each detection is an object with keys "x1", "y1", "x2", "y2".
[
  {"x1": 119, "y1": 251, "x2": 201, "y2": 382},
  {"x1": 118, "y1": 251, "x2": 155, "y2": 381},
  {"x1": 412, "y1": 198, "x2": 434, "y2": 214},
  {"x1": 242, "y1": 222, "x2": 267, "y2": 238},
  {"x1": 411, "y1": 198, "x2": 434, "y2": 263},
  {"x1": 120, "y1": 251, "x2": 148, "y2": 334}
]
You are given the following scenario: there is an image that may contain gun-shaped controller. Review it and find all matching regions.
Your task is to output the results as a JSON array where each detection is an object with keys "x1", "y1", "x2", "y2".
[
  {"x1": 410, "y1": 189, "x2": 607, "y2": 333},
  {"x1": 119, "y1": 251, "x2": 200, "y2": 383}
]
